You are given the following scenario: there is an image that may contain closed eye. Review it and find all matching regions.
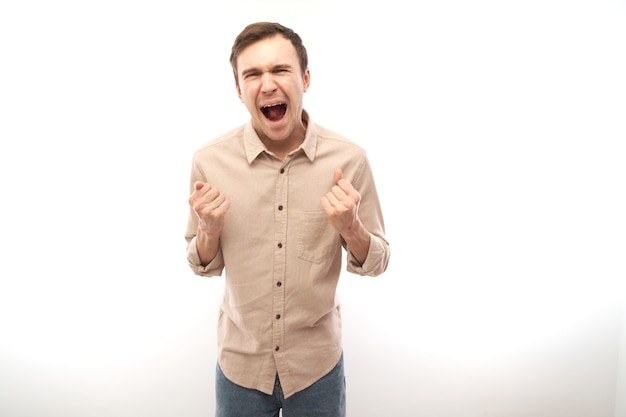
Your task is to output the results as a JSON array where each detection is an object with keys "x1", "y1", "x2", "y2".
[
  {"x1": 243, "y1": 71, "x2": 260, "y2": 79},
  {"x1": 273, "y1": 65, "x2": 292, "y2": 74}
]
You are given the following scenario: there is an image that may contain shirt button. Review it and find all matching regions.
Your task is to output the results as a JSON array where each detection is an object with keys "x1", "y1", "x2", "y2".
[
  {"x1": 277, "y1": 281, "x2": 282, "y2": 287},
  {"x1": 276, "y1": 314, "x2": 281, "y2": 320},
  {"x1": 277, "y1": 242, "x2": 283, "y2": 248},
  {"x1": 275, "y1": 346, "x2": 280, "y2": 351},
  {"x1": 278, "y1": 205, "x2": 283, "y2": 211},
  {"x1": 280, "y1": 168, "x2": 285, "y2": 174}
]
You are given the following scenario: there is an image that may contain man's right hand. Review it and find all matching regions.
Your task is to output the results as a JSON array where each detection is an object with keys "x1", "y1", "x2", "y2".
[{"x1": 189, "y1": 181, "x2": 230, "y2": 237}]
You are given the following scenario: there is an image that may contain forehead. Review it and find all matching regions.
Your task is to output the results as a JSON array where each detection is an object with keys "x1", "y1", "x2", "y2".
[{"x1": 237, "y1": 35, "x2": 298, "y2": 72}]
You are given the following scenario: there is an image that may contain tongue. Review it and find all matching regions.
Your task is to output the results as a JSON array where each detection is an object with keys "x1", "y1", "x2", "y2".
[{"x1": 267, "y1": 105, "x2": 286, "y2": 121}]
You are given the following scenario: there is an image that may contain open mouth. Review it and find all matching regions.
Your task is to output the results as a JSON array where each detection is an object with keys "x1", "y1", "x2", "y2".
[{"x1": 261, "y1": 103, "x2": 287, "y2": 122}]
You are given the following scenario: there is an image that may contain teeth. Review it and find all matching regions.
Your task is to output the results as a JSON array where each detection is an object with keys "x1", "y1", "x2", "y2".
[{"x1": 263, "y1": 103, "x2": 283, "y2": 108}]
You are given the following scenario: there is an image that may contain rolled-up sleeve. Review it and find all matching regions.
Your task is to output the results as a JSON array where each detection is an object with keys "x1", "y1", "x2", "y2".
[
  {"x1": 347, "y1": 233, "x2": 390, "y2": 276},
  {"x1": 185, "y1": 151, "x2": 225, "y2": 278},
  {"x1": 345, "y1": 155, "x2": 390, "y2": 277},
  {"x1": 186, "y1": 235, "x2": 225, "y2": 277}
]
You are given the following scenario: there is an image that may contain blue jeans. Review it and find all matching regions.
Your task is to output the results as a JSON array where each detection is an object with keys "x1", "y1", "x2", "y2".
[{"x1": 215, "y1": 354, "x2": 346, "y2": 417}]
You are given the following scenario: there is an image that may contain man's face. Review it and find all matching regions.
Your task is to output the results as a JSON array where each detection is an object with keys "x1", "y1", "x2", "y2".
[{"x1": 236, "y1": 35, "x2": 310, "y2": 146}]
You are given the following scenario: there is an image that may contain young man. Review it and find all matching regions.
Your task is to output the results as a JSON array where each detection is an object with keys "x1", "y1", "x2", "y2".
[{"x1": 185, "y1": 22, "x2": 390, "y2": 417}]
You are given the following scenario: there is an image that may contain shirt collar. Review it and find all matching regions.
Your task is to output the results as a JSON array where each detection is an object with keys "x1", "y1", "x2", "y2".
[{"x1": 243, "y1": 110, "x2": 317, "y2": 164}]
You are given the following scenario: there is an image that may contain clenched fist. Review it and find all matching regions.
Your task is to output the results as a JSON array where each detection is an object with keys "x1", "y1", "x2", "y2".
[
  {"x1": 320, "y1": 168, "x2": 361, "y2": 234},
  {"x1": 320, "y1": 168, "x2": 370, "y2": 264},
  {"x1": 189, "y1": 181, "x2": 230, "y2": 236}
]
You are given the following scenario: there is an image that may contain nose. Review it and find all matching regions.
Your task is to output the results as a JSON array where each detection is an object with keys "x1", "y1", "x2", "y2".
[{"x1": 260, "y1": 73, "x2": 277, "y2": 94}]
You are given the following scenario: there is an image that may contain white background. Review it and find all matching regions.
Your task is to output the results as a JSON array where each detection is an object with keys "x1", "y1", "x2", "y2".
[{"x1": 1, "y1": 0, "x2": 625, "y2": 416}]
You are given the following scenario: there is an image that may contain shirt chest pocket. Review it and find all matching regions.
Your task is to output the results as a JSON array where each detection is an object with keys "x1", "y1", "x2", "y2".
[{"x1": 296, "y1": 211, "x2": 340, "y2": 264}]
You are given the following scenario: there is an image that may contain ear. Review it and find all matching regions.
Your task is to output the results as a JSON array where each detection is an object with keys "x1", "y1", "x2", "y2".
[
  {"x1": 302, "y1": 68, "x2": 311, "y2": 93},
  {"x1": 236, "y1": 83, "x2": 243, "y2": 102}
]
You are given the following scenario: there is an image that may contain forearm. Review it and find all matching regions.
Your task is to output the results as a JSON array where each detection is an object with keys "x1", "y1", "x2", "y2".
[
  {"x1": 341, "y1": 221, "x2": 371, "y2": 265},
  {"x1": 196, "y1": 228, "x2": 221, "y2": 266}
]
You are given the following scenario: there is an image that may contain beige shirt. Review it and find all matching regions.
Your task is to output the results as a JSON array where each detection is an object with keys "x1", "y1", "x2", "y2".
[{"x1": 185, "y1": 111, "x2": 390, "y2": 398}]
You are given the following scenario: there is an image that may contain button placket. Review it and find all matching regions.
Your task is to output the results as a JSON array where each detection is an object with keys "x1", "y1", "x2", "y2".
[{"x1": 272, "y1": 163, "x2": 288, "y2": 357}]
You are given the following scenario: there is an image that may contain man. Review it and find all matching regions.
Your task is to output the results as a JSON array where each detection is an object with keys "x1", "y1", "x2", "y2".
[{"x1": 185, "y1": 22, "x2": 390, "y2": 417}]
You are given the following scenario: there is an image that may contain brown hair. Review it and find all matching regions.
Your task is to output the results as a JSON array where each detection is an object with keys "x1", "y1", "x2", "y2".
[{"x1": 229, "y1": 22, "x2": 309, "y2": 86}]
